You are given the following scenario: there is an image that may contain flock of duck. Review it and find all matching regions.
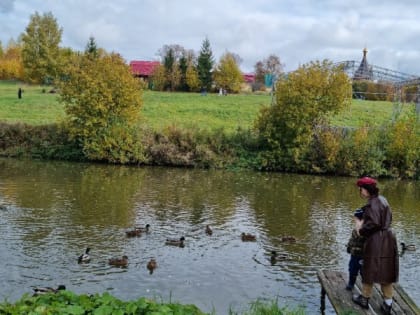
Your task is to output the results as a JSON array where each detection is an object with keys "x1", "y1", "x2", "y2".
[
  {"x1": 76, "y1": 225, "x2": 294, "y2": 269},
  {"x1": 32, "y1": 225, "x2": 297, "y2": 295},
  {"x1": 32, "y1": 224, "x2": 415, "y2": 296}
]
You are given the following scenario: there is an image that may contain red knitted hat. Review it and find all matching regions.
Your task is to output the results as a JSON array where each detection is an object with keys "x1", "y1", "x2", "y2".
[{"x1": 356, "y1": 176, "x2": 377, "y2": 187}]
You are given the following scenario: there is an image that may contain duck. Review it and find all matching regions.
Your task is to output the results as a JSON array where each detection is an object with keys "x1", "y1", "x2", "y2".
[
  {"x1": 165, "y1": 236, "x2": 185, "y2": 247},
  {"x1": 78, "y1": 248, "x2": 91, "y2": 264},
  {"x1": 125, "y1": 228, "x2": 141, "y2": 237},
  {"x1": 108, "y1": 255, "x2": 128, "y2": 267},
  {"x1": 270, "y1": 250, "x2": 278, "y2": 265},
  {"x1": 269, "y1": 250, "x2": 288, "y2": 265},
  {"x1": 241, "y1": 233, "x2": 256, "y2": 242},
  {"x1": 147, "y1": 258, "x2": 157, "y2": 274},
  {"x1": 401, "y1": 242, "x2": 416, "y2": 251},
  {"x1": 205, "y1": 225, "x2": 213, "y2": 236},
  {"x1": 135, "y1": 224, "x2": 150, "y2": 233},
  {"x1": 33, "y1": 285, "x2": 66, "y2": 296},
  {"x1": 281, "y1": 236, "x2": 296, "y2": 243}
]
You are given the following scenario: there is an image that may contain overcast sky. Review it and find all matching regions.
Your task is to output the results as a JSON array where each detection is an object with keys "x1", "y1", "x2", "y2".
[{"x1": 2, "y1": 0, "x2": 420, "y2": 74}]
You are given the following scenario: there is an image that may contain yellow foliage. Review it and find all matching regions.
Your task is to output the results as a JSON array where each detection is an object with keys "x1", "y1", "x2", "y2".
[{"x1": 58, "y1": 52, "x2": 144, "y2": 163}]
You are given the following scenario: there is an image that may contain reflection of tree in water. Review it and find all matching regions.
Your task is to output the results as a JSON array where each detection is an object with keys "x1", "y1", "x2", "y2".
[
  {"x1": 0, "y1": 159, "x2": 143, "y2": 250},
  {"x1": 132, "y1": 168, "x2": 240, "y2": 225}
]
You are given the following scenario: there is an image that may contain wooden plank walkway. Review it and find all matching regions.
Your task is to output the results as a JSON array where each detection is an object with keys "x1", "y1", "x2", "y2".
[{"x1": 317, "y1": 270, "x2": 419, "y2": 315}]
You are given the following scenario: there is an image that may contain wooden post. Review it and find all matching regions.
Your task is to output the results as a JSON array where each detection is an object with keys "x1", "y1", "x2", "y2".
[{"x1": 320, "y1": 286, "x2": 326, "y2": 314}]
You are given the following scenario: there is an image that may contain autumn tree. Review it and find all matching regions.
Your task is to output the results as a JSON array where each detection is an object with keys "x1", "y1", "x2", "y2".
[
  {"x1": 213, "y1": 51, "x2": 244, "y2": 93},
  {"x1": 0, "y1": 39, "x2": 24, "y2": 80},
  {"x1": 57, "y1": 51, "x2": 144, "y2": 163},
  {"x1": 197, "y1": 37, "x2": 214, "y2": 91},
  {"x1": 255, "y1": 60, "x2": 351, "y2": 170},
  {"x1": 21, "y1": 11, "x2": 63, "y2": 84},
  {"x1": 186, "y1": 61, "x2": 200, "y2": 91},
  {"x1": 150, "y1": 64, "x2": 166, "y2": 91}
]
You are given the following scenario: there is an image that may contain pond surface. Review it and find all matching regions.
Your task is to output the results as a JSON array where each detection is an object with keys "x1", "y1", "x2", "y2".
[{"x1": 0, "y1": 158, "x2": 419, "y2": 314}]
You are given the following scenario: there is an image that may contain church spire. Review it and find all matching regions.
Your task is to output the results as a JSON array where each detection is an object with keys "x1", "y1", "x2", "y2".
[{"x1": 354, "y1": 47, "x2": 373, "y2": 80}]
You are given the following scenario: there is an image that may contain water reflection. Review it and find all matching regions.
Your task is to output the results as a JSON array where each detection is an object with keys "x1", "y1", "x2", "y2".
[{"x1": 0, "y1": 158, "x2": 419, "y2": 315}]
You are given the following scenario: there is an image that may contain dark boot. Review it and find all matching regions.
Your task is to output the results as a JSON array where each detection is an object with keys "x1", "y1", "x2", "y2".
[
  {"x1": 352, "y1": 294, "x2": 369, "y2": 309},
  {"x1": 346, "y1": 275, "x2": 357, "y2": 290},
  {"x1": 381, "y1": 301, "x2": 392, "y2": 315}
]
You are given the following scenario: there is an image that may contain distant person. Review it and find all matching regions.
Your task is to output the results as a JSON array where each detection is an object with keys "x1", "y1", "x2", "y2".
[
  {"x1": 345, "y1": 208, "x2": 365, "y2": 291},
  {"x1": 18, "y1": 87, "x2": 23, "y2": 99},
  {"x1": 200, "y1": 87, "x2": 207, "y2": 96},
  {"x1": 352, "y1": 177, "x2": 399, "y2": 315},
  {"x1": 219, "y1": 87, "x2": 223, "y2": 96}
]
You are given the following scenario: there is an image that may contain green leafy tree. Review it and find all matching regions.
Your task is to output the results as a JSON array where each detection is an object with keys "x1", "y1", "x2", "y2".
[
  {"x1": 163, "y1": 48, "x2": 181, "y2": 91},
  {"x1": 255, "y1": 59, "x2": 351, "y2": 170},
  {"x1": 178, "y1": 54, "x2": 188, "y2": 91},
  {"x1": 21, "y1": 11, "x2": 63, "y2": 84},
  {"x1": 213, "y1": 51, "x2": 244, "y2": 93},
  {"x1": 58, "y1": 52, "x2": 144, "y2": 163},
  {"x1": 197, "y1": 37, "x2": 214, "y2": 91},
  {"x1": 85, "y1": 36, "x2": 98, "y2": 59}
]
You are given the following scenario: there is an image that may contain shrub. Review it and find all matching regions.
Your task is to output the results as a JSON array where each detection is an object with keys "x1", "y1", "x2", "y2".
[{"x1": 383, "y1": 111, "x2": 420, "y2": 178}]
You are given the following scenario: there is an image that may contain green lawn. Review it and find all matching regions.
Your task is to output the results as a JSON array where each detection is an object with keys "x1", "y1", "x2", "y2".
[{"x1": 0, "y1": 80, "x2": 415, "y2": 132}]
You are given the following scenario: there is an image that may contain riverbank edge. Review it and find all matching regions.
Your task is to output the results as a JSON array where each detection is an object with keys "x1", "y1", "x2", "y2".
[
  {"x1": 0, "y1": 290, "x2": 305, "y2": 315},
  {"x1": 0, "y1": 121, "x2": 418, "y2": 180}
]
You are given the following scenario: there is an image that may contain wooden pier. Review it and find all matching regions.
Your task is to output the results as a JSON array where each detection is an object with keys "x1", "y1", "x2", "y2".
[{"x1": 317, "y1": 270, "x2": 419, "y2": 315}]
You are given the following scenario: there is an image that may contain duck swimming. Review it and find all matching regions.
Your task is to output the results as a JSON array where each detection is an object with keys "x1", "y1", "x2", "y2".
[
  {"x1": 165, "y1": 236, "x2": 185, "y2": 247},
  {"x1": 269, "y1": 250, "x2": 288, "y2": 265},
  {"x1": 78, "y1": 248, "x2": 91, "y2": 264},
  {"x1": 205, "y1": 225, "x2": 213, "y2": 235},
  {"x1": 147, "y1": 258, "x2": 157, "y2": 274},
  {"x1": 281, "y1": 236, "x2": 296, "y2": 243},
  {"x1": 125, "y1": 228, "x2": 141, "y2": 237},
  {"x1": 270, "y1": 250, "x2": 278, "y2": 265},
  {"x1": 401, "y1": 242, "x2": 416, "y2": 251},
  {"x1": 241, "y1": 233, "x2": 256, "y2": 242},
  {"x1": 33, "y1": 285, "x2": 66, "y2": 296},
  {"x1": 108, "y1": 255, "x2": 128, "y2": 267},
  {"x1": 135, "y1": 224, "x2": 150, "y2": 233}
]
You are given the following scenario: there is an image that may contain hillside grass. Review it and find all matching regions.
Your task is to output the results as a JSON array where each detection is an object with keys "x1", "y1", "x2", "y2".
[{"x1": 0, "y1": 80, "x2": 415, "y2": 131}]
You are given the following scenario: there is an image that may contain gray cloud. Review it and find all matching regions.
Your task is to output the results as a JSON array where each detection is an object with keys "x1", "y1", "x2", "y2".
[
  {"x1": 2, "y1": 0, "x2": 420, "y2": 74},
  {"x1": 0, "y1": 0, "x2": 14, "y2": 13}
]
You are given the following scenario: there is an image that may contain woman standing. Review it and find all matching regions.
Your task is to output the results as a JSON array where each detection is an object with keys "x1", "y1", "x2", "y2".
[{"x1": 352, "y1": 177, "x2": 399, "y2": 314}]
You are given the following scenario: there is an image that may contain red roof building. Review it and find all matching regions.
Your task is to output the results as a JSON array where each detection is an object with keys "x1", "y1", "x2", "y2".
[
  {"x1": 243, "y1": 73, "x2": 255, "y2": 83},
  {"x1": 129, "y1": 61, "x2": 160, "y2": 78}
]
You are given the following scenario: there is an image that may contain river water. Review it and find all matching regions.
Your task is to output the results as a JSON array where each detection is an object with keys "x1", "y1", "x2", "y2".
[{"x1": 0, "y1": 158, "x2": 418, "y2": 314}]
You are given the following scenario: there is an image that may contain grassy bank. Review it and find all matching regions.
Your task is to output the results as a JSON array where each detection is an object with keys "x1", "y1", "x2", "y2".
[{"x1": 0, "y1": 80, "x2": 414, "y2": 131}]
